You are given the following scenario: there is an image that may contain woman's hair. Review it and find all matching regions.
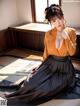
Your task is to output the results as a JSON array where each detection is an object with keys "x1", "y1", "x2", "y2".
[{"x1": 45, "y1": 4, "x2": 64, "y2": 22}]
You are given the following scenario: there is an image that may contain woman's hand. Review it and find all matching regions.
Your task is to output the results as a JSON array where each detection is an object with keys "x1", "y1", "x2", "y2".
[
  {"x1": 31, "y1": 68, "x2": 37, "y2": 74},
  {"x1": 62, "y1": 30, "x2": 69, "y2": 40}
]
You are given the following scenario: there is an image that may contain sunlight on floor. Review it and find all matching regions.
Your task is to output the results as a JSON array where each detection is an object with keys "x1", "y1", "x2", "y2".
[{"x1": 0, "y1": 59, "x2": 42, "y2": 85}]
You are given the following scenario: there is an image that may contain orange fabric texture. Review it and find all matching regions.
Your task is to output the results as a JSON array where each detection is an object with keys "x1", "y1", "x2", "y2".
[{"x1": 43, "y1": 27, "x2": 77, "y2": 60}]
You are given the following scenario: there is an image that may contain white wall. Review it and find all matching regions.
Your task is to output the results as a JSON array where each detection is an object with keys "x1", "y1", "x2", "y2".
[
  {"x1": 0, "y1": 0, "x2": 19, "y2": 30},
  {"x1": 0, "y1": 0, "x2": 32, "y2": 30},
  {"x1": 16, "y1": 0, "x2": 32, "y2": 24},
  {"x1": 62, "y1": 0, "x2": 80, "y2": 27}
]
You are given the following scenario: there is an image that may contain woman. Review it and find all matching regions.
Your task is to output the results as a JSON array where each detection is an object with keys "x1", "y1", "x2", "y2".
[{"x1": 5, "y1": 4, "x2": 77, "y2": 103}]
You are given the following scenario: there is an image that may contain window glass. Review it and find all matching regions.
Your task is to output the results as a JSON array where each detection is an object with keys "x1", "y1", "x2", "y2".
[
  {"x1": 35, "y1": 0, "x2": 60, "y2": 22},
  {"x1": 35, "y1": 0, "x2": 47, "y2": 22}
]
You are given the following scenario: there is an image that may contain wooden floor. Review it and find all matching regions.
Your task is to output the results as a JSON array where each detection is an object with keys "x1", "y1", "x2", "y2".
[
  {"x1": 39, "y1": 99, "x2": 80, "y2": 106},
  {"x1": 0, "y1": 48, "x2": 80, "y2": 106},
  {"x1": 0, "y1": 48, "x2": 43, "y2": 67}
]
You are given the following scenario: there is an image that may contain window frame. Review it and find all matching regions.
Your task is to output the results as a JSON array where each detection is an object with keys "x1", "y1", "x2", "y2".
[{"x1": 31, "y1": 0, "x2": 61, "y2": 23}]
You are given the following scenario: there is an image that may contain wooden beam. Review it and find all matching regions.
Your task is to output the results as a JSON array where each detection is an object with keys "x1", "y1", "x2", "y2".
[
  {"x1": 59, "y1": 0, "x2": 62, "y2": 6},
  {"x1": 31, "y1": 0, "x2": 36, "y2": 22}
]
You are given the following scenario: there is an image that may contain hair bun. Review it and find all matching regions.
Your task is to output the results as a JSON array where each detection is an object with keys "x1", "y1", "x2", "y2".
[{"x1": 45, "y1": 4, "x2": 64, "y2": 22}]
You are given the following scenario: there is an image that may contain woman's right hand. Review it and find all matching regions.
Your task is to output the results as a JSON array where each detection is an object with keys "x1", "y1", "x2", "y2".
[
  {"x1": 31, "y1": 68, "x2": 37, "y2": 74},
  {"x1": 62, "y1": 30, "x2": 69, "y2": 39}
]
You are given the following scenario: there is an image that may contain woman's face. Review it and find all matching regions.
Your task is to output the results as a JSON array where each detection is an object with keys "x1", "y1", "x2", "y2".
[{"x1": 51, "y1": 17, "x2": 65, "y2": 32}]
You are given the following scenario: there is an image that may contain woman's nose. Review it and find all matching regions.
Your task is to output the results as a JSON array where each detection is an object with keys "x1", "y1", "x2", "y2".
[{"x1": 58, "y1": 20, "x2": 62, "y2": 25}]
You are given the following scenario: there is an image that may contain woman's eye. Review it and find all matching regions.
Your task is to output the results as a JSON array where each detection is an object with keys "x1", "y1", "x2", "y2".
[{"x1": 53, "y1": 20, "x2": 56, "y2": 22}]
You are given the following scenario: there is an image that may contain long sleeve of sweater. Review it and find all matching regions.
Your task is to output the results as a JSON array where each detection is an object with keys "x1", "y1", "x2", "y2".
[
  {"x1": 43, "y1": 33, "x2": 49, "y2": 60},
  {"x1": 65, "y1": 29, "x2": 77, "y2": 56}
]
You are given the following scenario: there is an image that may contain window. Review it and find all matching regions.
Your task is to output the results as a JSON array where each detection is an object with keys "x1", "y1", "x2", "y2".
[{"x1": 31, "y1": 0, "x2": 61, "y2": 23}]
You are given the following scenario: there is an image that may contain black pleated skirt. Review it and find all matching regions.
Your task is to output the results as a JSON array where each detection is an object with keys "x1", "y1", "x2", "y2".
[{"x1": 6, "y1": 55, "x2": 75, "y2": 103}]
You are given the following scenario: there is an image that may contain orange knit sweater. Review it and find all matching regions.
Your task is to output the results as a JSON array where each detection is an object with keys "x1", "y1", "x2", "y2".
[{"x1": 43, "y1": 27, "x2": 77, "y2": 60}]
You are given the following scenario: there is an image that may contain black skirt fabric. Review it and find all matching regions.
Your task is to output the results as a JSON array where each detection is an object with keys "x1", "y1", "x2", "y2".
[{"x1": 6, "y1": 55, "x2": 75, "y2": 102}]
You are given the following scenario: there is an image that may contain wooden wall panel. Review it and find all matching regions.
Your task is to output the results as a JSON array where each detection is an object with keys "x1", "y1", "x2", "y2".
[
  {"x1": 0, "y1": 29, "x2": 11, "y2": 52},
  {"x1": 8, "y1": 28, "x2": 18, "y2": 48},
  {"x1": 9, "y1": 29, "x2": 45, "y2": 51}
]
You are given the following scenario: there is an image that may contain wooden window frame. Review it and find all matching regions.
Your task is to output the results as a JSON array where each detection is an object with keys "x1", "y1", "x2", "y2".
[{"x1": 31, "y1": 0, "x2": 61, "y2": 23}]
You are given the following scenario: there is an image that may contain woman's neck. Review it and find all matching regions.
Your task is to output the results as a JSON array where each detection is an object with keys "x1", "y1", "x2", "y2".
[{"x1": 57, "y1": 31, "x2": 63, "y2": 39}]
